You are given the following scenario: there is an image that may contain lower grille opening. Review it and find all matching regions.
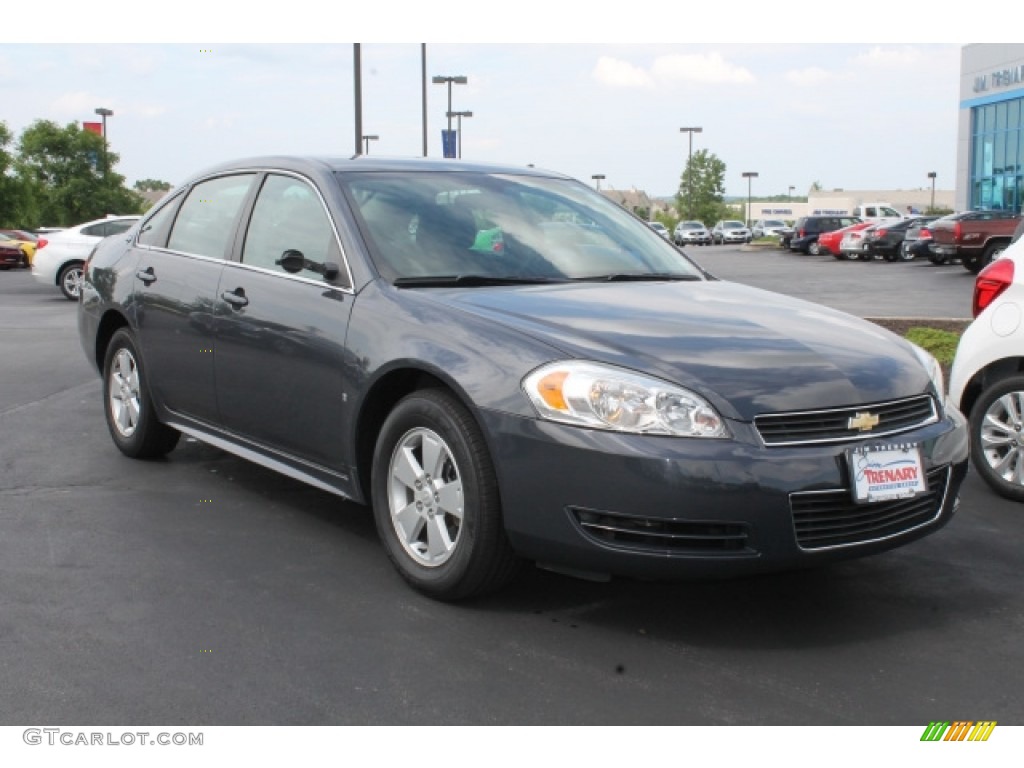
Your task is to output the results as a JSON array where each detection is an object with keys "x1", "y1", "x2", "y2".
[
  {"x1": 791, "y1": 466, "x2": 950, "y2": 550},
  {"x1": 570, "y1": 508, "x2": 751, "y2": 555}
]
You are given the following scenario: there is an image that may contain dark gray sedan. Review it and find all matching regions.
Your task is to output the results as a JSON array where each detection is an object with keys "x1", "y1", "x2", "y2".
[{"x1": 78, "y1": 156, "x2": 969, "y2": 600}]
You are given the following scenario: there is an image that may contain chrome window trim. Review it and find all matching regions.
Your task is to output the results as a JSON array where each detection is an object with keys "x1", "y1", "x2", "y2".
[
  {"x1": 132, "y1": 167, "x2": 356, "y2": 292},
  {"x1": 219, "y1": 258, "x2": 355, "y2": 294}
]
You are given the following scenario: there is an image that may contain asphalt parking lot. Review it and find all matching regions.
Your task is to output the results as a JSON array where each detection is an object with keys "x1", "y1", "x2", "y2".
[{"x1": 2, "y1": 257, "x2": 1021, "y2": 726}]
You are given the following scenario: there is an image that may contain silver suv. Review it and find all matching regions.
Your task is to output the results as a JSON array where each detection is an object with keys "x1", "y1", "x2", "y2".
[
  {"x1": 672, "y1": 220, "x2": 711, "y2": 246},
  {"x1": 711, "y1": 220, "x2": 751, "y2": 245}
]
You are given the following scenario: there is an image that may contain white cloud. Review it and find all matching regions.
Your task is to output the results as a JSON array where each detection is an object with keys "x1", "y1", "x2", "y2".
[
  {"x1": 651, "y1": 53, "x2": 755, "y2": 85},
  {"x1": 786, "y1": 66, "x2": 833, "y2": 87},
  {"x1": 50, "y1": 91, "x2": 96, "y2": 117},
  {"x1": 592, "y1": 56, "x2": 654, "y2": 89},
  {"x1": 852, "y1": 45, "x2": 924, "y2": 68}
]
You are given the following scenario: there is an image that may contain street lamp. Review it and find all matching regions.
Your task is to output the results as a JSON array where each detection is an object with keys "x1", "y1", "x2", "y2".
[
  {"x1": 95, "y1": 107, "x2": 113, "y2": 174},
  {"x1": 679, "y1": 127, "x2": 703, "y2": 218},
  {"x1": 788, "y1": 185, "x2": 795, "y2": 201},
  {"x1": 446, "y1": 111, "x2": 473, "y2": 159},
  {"x1": 742, "y1": 171, "x2": 759, "y2": 227},
  {"x1": 592, "y1": 174, "x2": 605, "y2": 191},
  {"x1": 361, "y1": 135, "x2": 379, "y2": 155},
  {"x1": 927, "y1": 171, "x2": 937, "y2": 212},
  {"x1": 432, "y1": 75, "x2": 468, "y2": 157}
]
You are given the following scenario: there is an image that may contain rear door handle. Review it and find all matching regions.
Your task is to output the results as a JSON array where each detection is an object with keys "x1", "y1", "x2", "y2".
[
  {"x1": 136, "y1": 267, "x2": 157, "y2": 285},
  {"x1": 220, "y1": 288, "x2": 249, "y2": 308}
]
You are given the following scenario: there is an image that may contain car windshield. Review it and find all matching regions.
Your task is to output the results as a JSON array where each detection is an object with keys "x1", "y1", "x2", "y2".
[
  {"x1": 723, "y1": 221, "x2": 745, "y2": 229},
  {"x1": 339, "y1": 171, "x2": 704, "y2": 283},
  {"x1": 763, "y1": 220, "x2": 785, "y2": 227},
  {"x1": 682, "y1": 221, "x2": 703, "y2": 229}
]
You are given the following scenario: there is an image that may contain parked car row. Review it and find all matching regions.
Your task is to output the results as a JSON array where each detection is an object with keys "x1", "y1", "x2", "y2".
[
  {"x1": 0, "y1": 230, "x2": 43, "y2": 269},
  {"x1": 782, "y1": 213, "x2": 955, "y2": 264}
]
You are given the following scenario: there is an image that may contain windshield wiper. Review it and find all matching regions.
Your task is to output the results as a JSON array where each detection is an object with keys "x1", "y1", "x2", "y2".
[
  {"x1": 576, "y1": 272, "x2": 702, "y2": 283},
  {"x1": 393, "y1": 274, "x2": 568, "y2": 288}
]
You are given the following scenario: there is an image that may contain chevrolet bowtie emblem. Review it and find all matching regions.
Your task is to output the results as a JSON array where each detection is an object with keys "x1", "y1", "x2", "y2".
[{"x1": 848, "y1": 411, "x2": 880, "y2": 432}]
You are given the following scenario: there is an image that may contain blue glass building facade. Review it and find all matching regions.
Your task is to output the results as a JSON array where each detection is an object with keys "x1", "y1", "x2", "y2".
[{"x1": 959, "y1": 46, "x2": 1024, "y2": 213}]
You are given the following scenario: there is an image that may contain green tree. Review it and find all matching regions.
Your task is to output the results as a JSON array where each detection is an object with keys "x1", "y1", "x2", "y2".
[
  {"x1": 15, "y1": 120, "x2": 143, "y2": 226},
  {"x1": 677, "y1": 149, "x2": 727, "y2": 225},
  {"x1": 134, "y1": 178, "x2": 172, "y2": 192},
  {"x1": 0, "y1": 121, "x2": 27, "y2": 227}
]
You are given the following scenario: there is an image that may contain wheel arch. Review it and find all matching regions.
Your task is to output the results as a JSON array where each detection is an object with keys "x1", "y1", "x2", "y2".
[
  {"x1": 93, "y1": 309, "x2": 131, "y2": 373},
  {"x1": 352, "y1": 365, "x2": 485, "y2": 504},
  {"x1": 958, "y1": 357, "x2": 1024, "y2": 417},
  {"x1": 55, "y1": 257, "x2": 85, "y2": 286}
]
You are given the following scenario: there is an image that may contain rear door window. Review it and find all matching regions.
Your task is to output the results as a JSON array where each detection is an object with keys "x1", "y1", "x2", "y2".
[{"x1": 167, "y1": 174, "x2": 256, "y2": 260}]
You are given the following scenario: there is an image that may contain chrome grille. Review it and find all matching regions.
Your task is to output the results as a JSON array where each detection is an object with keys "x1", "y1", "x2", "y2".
[
  {"x1": 754, "y1": 394, "x2": 938, "y2": 446},
  {"x1": 570, "y1": 508, "x2": 751, "y2": 555},
  {"x1": 790, "y1": 466, "x2": 949, "y2": 550}
]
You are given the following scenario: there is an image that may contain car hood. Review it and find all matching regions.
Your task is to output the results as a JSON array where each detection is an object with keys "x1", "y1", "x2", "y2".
[{"x1": 419, "y1": 280, "x2": 930, "y2": 420}]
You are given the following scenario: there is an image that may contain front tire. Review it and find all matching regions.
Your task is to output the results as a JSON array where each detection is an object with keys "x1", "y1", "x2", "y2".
[
  {"x1": 58, "y1": 262, "x2": 84, "y2": 301},
  {"x1": 969, "y1": 375, "x2": 1024, "y2": 502},
  {"x1": 102, "y1": 328, "x2": 181, "y2": 459},
  {"x1": 371, "y1": 389, "x2": 520, "y2": 600}
]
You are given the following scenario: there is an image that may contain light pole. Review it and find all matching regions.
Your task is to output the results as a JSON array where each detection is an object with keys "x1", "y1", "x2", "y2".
[
  {"x1": 362, "y1": 135, "x2": 379, "y2": 155},
  {"x1": 95, "y1": 107, "x2": 113, "y2": 174},
  {"x1": 432, "y1": 75, "x2": 467, "y2": 157},
  {"x1": 742, "y1": 171, "x2": 759, "y2": 226},
  {"x1": 446, "y1": 111, "x2": 473, "y2": 159},
  {"x1": 592, "y1": 174, "x2": 605, "y2": 191},
  {"x1": 788, "y1": 185, "x2": 795, "y2": 201},
  {"x1": 353, "y1": 44, "x2": 362, "y2": 156},
  {"x1": 679, "y1": 126, "x2": 702, "y2": 219},
  {"x1": 927, "y1": 171, "x2": 937, "y2": 212}
]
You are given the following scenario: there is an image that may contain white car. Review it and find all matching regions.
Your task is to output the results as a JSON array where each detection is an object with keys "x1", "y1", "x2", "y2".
[
  {"x1": 949, "y1": 235, "x2": 1024, "y2": 501},
  {"x1": 32, "y1": 215, "x2": 140, "y2": 300},
  {"x1": 839, "y1": 225, "x2": 878, "y2": 260},
  {"x1": 751, "y1": 219, "x2": 789, "y2": 239},
  {"x1": 647, "y1": 221, "x2": 671, "y2": 239}
]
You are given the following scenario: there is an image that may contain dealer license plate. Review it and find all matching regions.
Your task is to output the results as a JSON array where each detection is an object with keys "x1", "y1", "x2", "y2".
[{"x1": 848, "y1": 444, "x2": 927, "y2": 504}]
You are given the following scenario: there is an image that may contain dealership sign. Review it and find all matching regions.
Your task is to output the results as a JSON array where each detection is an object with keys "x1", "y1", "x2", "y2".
[{"x1": 973, "y1": 64, "x2": 1024, "y2": 93}]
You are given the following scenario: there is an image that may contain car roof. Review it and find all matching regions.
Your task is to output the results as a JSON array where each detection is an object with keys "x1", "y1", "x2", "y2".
[{"x1": 183, "y1": 155, "x2": 575, "y2": 182}]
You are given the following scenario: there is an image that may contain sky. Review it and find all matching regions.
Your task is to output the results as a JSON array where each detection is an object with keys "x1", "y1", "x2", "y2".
[{"x1": 0, "y1": 6, "x2": 999, "y2": 202}]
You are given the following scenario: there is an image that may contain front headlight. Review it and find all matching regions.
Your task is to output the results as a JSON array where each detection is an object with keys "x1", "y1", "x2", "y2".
[
  {"x1": 522, "y1": 361, "x2": 729, "y2": 438},
  {"x1": 909, "y1": 342, "x2": 945, "y2": 401}
]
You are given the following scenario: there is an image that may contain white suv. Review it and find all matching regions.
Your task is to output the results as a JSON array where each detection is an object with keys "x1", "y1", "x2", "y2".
[
  {"x1": 32, "y1": 215, "x2": 140, "y2": 300},
  {"x1": 949, "y1": 231, "x2": 1024, "y2": 501}
]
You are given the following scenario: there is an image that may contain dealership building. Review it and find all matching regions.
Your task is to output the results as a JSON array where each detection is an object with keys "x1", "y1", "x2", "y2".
[{"x1": 957, "y1": 44, "x2": 1024, "y2": 213}]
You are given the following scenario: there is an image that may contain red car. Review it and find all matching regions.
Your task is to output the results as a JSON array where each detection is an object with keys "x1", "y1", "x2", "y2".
[{"x1": 818, "y1": 221, "x2": 874, "y2": 258}]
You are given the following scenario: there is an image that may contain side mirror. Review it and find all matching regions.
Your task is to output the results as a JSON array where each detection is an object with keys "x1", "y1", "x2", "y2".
[
  {"x1": 321, "y1": 262, "x2": 340, "y2": 281},
  {"x1": 276, "y1": 249, "x2": 305, "y2": 274}
]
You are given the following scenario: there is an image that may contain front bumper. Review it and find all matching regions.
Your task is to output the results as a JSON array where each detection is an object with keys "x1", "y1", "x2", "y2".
[{"x1": 481, "y1": 404, "x2": 968, "y2": 581}]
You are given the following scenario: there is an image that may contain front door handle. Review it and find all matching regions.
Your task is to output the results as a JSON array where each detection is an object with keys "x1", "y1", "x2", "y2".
[
  {"x1": 136, "y1": 266, "x2": 157, "y2": 285},
  {"x1": 220, "y1": 287, "x2": 249, "y2": 309}
]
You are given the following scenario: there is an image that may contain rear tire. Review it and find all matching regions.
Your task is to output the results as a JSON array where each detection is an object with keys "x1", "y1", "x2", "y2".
[
  {"x1": 102, "y1": 328, "x2": 181, "y2": 459},
  {"x1": 962, "y1": 254, "x2": 984, "y2": 274},
  {"x1": 58, "y1": 262, "x2": 84, "y2": 301}
]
